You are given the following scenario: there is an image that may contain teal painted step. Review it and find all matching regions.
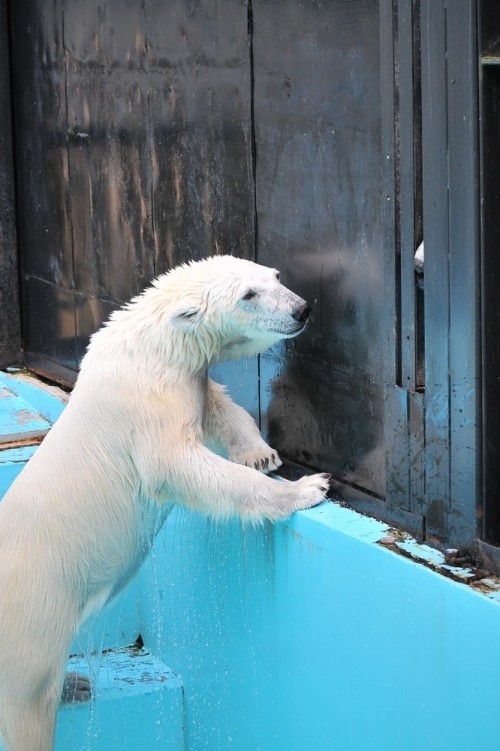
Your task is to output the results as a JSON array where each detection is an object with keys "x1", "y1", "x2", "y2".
[
  {"x1": 57, "y1": 645, "x2": 185, "y2": 751},
  {"x1": 0, "y1": 383, "x2": 51, "y2": 442},
  {"x1": 0, "y1": 444, "x2": 39, "y2": 499},
  {"x1": 0, "y1": 372, "x2": 68, "y2": 428}
]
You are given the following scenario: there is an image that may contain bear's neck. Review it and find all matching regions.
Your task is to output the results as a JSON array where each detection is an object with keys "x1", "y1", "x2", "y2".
[{"x1": 82, "y1": 319, "x2": 218, "y2": 385}]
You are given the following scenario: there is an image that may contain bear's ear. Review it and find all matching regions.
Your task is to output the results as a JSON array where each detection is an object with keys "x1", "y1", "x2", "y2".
[{"x1": 171, "y1": 306, "x2": 201, "y2": 328}]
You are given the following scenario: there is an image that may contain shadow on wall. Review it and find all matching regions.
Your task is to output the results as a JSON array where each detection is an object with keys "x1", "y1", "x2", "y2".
[{"x1": 263, "y1": 244, "x2": 385, "y2": 497}]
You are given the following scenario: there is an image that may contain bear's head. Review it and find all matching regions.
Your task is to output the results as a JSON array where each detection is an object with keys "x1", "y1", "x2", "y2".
[
  {"x1": 165, "y1": 256, "x2": 311, "y2": 366},
  {"x1": 92, "y1": 256, "x2": 312, "y2": 377}
]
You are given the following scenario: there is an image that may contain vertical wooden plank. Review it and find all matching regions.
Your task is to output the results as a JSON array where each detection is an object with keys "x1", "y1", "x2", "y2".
[
  {"x1": 421, "y1": 0, "x2": 450, "y2": 541},
  {"x1": 65, "y1": 0, "x2": 154, "y2": 306},
  {"x1": 9, "y1": 0, "x2": 78, "y2": 378},
  {"x1": 65, "y1": 0, "x2": 156, "y2": 361},
  {"x1": 144, "y1": 0, "x2": 255, "y2": 275},
  {"x1": 10, "y1": 0, "x2": 73, "y2": 291}
]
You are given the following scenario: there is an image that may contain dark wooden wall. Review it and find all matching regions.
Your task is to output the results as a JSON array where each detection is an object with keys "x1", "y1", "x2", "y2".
[{"x1": 9, "y1": 0, "x2": 255, "y2": 380}]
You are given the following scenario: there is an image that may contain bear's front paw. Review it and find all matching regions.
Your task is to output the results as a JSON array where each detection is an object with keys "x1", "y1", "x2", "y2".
[
  {"x1": 288, "y1": 473, "x2": 331, "y2": 511},
  {"x1": 231, "y1": 445, "x2": 282, "y2": 474}
]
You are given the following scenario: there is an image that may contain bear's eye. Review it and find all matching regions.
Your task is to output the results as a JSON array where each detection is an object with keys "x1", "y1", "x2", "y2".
[
  {"x1": 242, "y1": 290, "x2": 257, "y2": 301},
  {"x1": 275, "y1": 271, "x2": 280, "y2": 281}
]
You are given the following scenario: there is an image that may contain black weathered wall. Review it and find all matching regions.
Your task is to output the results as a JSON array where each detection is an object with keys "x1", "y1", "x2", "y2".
[
  {"x1": 8, "y1": 0, "x2": 387, "y2": 499},
  {"x1": 4, "y1": 0, "x2": 488, "y2": 558}
]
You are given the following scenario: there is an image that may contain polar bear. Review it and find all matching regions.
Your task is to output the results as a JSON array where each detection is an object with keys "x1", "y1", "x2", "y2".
[{"x1": 0, "y1": 255, "x2": 329, "y2": 751}]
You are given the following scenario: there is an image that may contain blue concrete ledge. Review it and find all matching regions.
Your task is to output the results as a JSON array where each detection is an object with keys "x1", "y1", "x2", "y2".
[{"x1": 138, "y1": 503, "x2": 500, "y2": 751}]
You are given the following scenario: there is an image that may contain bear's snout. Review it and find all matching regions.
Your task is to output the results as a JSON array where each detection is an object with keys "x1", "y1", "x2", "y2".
[{"x1": 292, "y1": 301, "x2": 311, "y2": 324}]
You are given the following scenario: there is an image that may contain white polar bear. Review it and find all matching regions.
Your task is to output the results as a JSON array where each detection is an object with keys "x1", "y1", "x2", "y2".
[{"x1": 0, "y1": 255, "x2": 329, "y2": 751}]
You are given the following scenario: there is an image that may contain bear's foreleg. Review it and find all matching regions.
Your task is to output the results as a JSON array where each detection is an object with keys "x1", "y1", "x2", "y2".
[
  {"x1": 139, "y1": 441, "x2": 328, "y2": 522},
  {"x1": 204, "y1": 379, "x2": 282, "y2": 474}
]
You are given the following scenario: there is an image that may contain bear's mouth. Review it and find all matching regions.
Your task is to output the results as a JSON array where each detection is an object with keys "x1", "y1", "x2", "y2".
[
  {"x1": 273, "y1": 322, "x2": 307, "y2": 338},
  {"x1": 222, "y1": 336, "x2": 251, "y2": 350}
]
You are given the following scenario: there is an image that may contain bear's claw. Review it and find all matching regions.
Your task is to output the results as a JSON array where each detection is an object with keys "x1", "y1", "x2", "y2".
[{"x1": 232, "y1": 445, "x2": 283, "y2": 474}]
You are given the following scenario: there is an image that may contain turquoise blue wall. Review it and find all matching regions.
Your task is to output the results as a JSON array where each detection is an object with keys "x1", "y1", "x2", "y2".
[{"x1": 136, "y1": 504, "x2": 500, "y2": 751}]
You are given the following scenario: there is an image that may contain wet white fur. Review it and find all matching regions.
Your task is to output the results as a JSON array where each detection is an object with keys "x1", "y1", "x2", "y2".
[{"x1": 0, "y1": 255, "x2": 329, "y2": 751}]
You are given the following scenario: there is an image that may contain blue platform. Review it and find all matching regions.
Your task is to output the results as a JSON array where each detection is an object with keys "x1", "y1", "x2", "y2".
[
  {"x1": 2, "y1": 370, "x2": 500, "y2": 751},
  {"x1": 57, "y1": 646, "x2": 184, "y2": 751}
]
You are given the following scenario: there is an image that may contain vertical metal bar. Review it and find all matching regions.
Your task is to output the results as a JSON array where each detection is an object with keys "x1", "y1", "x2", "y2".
[
  {"x1": 381, "y1": 0, "x2": 402, "y2": 491},
  {"x1": 247, "y1": 0, "x2": 262, "y2": 426},
  {"x1": 398, "y1": 0, "x2": 418, "y2": 390},
  {"x1": 446, "y1": 0, "x2": 480, "y2": 547},
  {"x1": 421, "y1": 0, "x2": 450, "y2": 542},
  {"x1": 381, "y1": 0, "x2": 412, "y2": 512},
  {"x1": 247, "y1": 0, "x2": 258, "y2": 266},
  {"x1": 380, "y1": 0, "x2": 398, "y2": 388}
]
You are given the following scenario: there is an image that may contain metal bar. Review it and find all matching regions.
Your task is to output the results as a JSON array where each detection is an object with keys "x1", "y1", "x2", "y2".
[
  {"x1": 446, "y1": 0, "x2": 480, "y2": 548},
  {"x1": 380, "y1": 0, "x2": 398, "y2": 389},
  {"x1": 398, "y1": 0, "x2": 418, "y2": 390},
  {"x1": 421, "y1": 0, "x2": 451, "y2": 542},
  {"x1": 381, "y1": 1, "x2": 424, "y2": 522},
  {"x1": 380, "y1": 0, "x2": 412, "y2": 510}
]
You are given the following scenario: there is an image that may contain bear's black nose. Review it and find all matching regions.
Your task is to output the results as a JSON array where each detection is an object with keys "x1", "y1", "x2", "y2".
[{"x1": 292, "y1": 301, "x2": 311, "y2": 324}]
